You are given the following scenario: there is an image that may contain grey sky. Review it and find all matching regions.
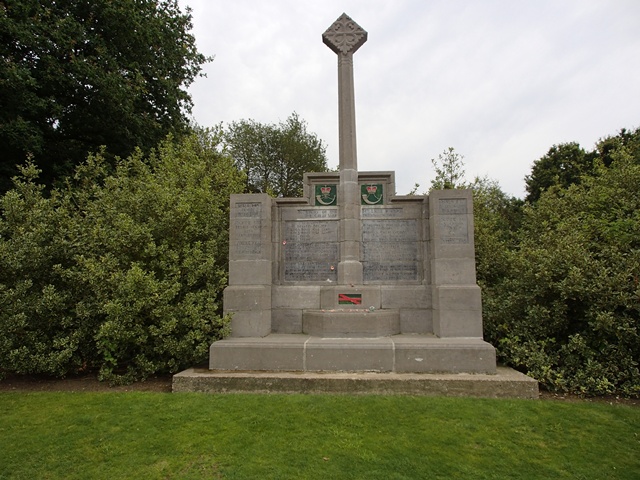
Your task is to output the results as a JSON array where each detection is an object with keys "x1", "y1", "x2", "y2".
[{"x1": 177, "y1": 0, "x2": 640, "y2": 198}]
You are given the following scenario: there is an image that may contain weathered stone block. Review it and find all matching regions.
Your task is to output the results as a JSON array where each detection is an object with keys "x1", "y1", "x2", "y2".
[
  {"x1": 305, "y1": 337, "x2": 393, "y2": 372},
  {"x1": 223, "y1": 286, "x2": 271, "y2": 312},
  {"x1": 432, "y1": 285, "x2": 481, "y2": 311},
  {"x1": 229, "y1": 260, "x2": 272, "y2": 285},
  {"x1": 271, "y1": 309, "x2": 303, "y2": 334},
  {"x1": 381, "y1": 286, "x2": 430, "y2": 309},
  {"x1": 302, "y1": 309, "x2": 400, "y2": 337},
  {"x1": 229, "y1": 310, "x2": 271, "y2": 337},
  {"x1": 272, "y1": 286, "x2": 321, "y2": 309},
  {"x1": 393, "y1": 336, "x2": 496, "y2": 374},
  {"x1": 400, "y1": 309, "x2": 433, "y2": 334},
  {"x1": 209, "y1": 335, "x2": 305, "y2": 370},
  {"x1": 433, "y1": 309, "x2": 483, "y2": 338},
  {"x1": 431, "y1": 259, "x2": 477, "y2": 285}
]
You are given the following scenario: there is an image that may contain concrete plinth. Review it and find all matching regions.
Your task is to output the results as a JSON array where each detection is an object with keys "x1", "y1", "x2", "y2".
[
  {"x1": 173, "y1": 367, "x2": 539, "y2": 399},
  {"x1": 209, "y1": 334, "x2": 497, "y2": 374}
]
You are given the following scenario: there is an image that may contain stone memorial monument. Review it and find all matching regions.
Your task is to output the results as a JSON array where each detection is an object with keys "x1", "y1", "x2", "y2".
[{"x1": 174, "y1": 14, "x2": 538, "y2": 398}]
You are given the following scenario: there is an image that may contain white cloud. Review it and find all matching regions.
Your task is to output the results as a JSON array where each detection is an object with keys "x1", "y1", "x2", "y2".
[{"x1": 180, "y1": 0, "x2": 640, "y2": 198}]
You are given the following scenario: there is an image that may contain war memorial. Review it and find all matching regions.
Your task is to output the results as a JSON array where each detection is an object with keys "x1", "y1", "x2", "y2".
[{"x1": 174, "y1": 14, "x2": 538, "y2": 398}]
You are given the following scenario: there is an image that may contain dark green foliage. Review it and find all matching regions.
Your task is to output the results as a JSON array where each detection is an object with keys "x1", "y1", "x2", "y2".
[
  {"x1": 524, "y1": 127, "x2": 640, "y2": 204},
  {"x1": 224, "y1": 112, "x2": 328, "y2": 197},
  {"x1": 0, "y1": 0, "x2": 208, "y2": 192},
  {"x1": 524, "y1": 142, "x2": 592, "y2": 203},
  {"x1": 482, "y1": 143, "x2": 640, "y2": 396},
  {"x1": 472, "y1": 176, "x2": 523, "y2": 288},
  {"x1": 0, "y1": 132, "x2": 245, "y2": 383}
]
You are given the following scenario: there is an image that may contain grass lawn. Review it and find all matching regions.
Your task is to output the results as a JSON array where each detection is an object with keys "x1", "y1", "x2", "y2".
[{"x1": 0, "y1": 392, "x2": 638, "y2": 479}]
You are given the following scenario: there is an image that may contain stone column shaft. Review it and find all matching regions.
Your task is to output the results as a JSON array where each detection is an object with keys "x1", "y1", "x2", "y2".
[{"x1": 323, "y1": 13, "x2": 367, "y2": 285}]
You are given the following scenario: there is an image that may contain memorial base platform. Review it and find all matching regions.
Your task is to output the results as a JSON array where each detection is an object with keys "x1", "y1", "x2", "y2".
[{"x1": 172, "y1": 366, "x2": 538, "y2": 399}]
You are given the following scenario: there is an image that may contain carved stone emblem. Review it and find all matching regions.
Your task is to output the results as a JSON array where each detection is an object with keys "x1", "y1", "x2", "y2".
[
  {"x1": 361, "y1": 183, "x2": 383, "y2": 205},
  {"x1": 322, "y1": 13, "x2": 368, "y2": 55}
]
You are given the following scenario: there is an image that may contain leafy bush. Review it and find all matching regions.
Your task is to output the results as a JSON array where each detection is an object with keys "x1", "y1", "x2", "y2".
[
  {"x1": 482, "y1": 146, "x2": 640, "y2": 396},
  {"x1": 0, "y1": 131, "x2": 245, "y2": 383}
]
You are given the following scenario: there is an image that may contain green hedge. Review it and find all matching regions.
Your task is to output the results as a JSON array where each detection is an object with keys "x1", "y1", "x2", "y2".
[
  {"x1": 0, "y1": 132, "x2": 245, "y2": 384},
  {"x1": 480, "y1": 147, "x2": 640, "y2": 396}
]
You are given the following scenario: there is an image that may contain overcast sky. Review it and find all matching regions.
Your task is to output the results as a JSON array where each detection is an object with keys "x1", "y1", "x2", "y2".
[{"x1": 176, "y1": 0, "x2": 640, "y2": 198}]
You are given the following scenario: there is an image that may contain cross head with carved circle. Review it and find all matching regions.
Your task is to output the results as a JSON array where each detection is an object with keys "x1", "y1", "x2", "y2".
[{"x1": 322, "y1": 13, "x2": 368, "y2": 55}]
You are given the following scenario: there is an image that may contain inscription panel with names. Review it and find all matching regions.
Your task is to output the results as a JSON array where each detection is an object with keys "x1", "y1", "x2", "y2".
[
  {"x1": 361, "y1": 207, "x2": 403, "y2": 218},
  {"x1": 437, "y1": 198, "x2": 469, "y2": 244},
  {"x1": 231, "y1": 202, "x2": 263, "y2": 258},
  {"x1": 362, "y1": 219, "x2": 420, "y2": 282},
  {"x1": 438, "y1": 198, "x2": 467, "y2": 215},
  {"x1": 282, "y1": 220, "x2": 339, "y2": 282}
]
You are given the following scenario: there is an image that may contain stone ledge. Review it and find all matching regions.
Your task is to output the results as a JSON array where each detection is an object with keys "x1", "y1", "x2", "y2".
[
  {"x1": 172, "y1": 367, "x2": 539, "y2": 399},
  {"x1": 209, "y1": 334, "x2": 497, "y2": 374}
]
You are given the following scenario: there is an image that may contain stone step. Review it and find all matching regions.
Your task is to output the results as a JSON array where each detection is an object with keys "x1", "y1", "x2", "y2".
[
  {"x1": 172, "y1": 367, "x2": 539, "y2": 399},
  {"x1": 302, "y1": 309, "x2": 400, "y2": 337},
  {"x1": 209, "y1": 334, "x2": 497, "y2": 374}
]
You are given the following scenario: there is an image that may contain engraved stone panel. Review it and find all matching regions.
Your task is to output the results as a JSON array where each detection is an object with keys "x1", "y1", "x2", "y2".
[
  {"x1": 231, "y1": 203, "x2": 263, "y2": 258},
  {"x1": 282, "y1": 220, "x2": 339, "y2": 282},
  {"x1": 437, "y1": 198, "x2": 469, "y2": 245},
  {"x1": 362, "y1": 207, "x2": 403, "y2": 218},
  {"x1": 362, "y1": 219, "x2": 420, "y2": 282},
  {"x1": 235, "y1": 202, "x2": 262, "y2": 217},
  {"x1": 439, "y1": 216, "x2": 469, "y2": 244},
  {"x1": 285, "y1": 221, "x2": 338, "y2": 243},
  {"x1": 297, "y1": 208, "x2": 338, "y2": 219},
  {"x1": 438, "y1": 198, "x2": 467, "y2": 215}
]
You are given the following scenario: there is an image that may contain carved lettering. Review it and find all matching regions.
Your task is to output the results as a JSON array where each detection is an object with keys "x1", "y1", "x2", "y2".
[
  {"x1": 362, "y1": 219, "x2": 420, "y2": 281},
  {"x1": 297, "y1": 208, "x2": 338, "y2": 219},
  {"x1": 285, "y1": 242, "x2": 338, "y2": 261},
  {"x1": 284, "y1": 221, "x2": 338, "y2": 243},
  {"x1": 234, "y1": 241, "x2": 262, "y2": 255},
  {"x1": 231, "y1": 217, "x2": 263, "y2": 258},
  {"x1": 363, "y1": 263, "x2": 419, "y2": 281},
  {"x1": 362, "y1": 219, "x2": 417, "y2": 242},
  {"x1": 439, "y1": 215, "x2": 469, "y2": 244},
  {"x1": 282, "y1": 220, "x2": 339, "y2": 282},
  {"x1": 284, "y1": 263, "x2": 338, "y2": 282},
  {"x1": 361, "y1": 207, "x2": 403, "y2": 218},
  {"x1": 235, "y1": 202, "x2": 262, "y2": 217},
  {"x1": 438, "y1": 198, "x2": 467, "y2": 215}
]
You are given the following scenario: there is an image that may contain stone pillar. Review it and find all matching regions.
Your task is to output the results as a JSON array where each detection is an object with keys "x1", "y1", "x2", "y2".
[
  {"x1": 224, "y1": 194, "x2": 272, "y2": 337},
  {"x1": 429, "y1": 189, "x2": 483, "y2": 338},
  {"x1": 323, "y1": 13, "x2": 367, "y2": 285}
]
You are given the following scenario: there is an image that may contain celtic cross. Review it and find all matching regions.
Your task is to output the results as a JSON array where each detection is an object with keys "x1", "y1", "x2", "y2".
[
  {"x1": 323, "y1": 13, "x2": 367, "y2": 284},
  {"x1": 322, "y1": 13, "x2": 368, "y2": 56}
]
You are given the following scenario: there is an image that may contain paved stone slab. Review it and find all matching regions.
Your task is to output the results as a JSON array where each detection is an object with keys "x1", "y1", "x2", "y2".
[{"x1": 173, "y1": 367, "x2": 539, "y2": 399}]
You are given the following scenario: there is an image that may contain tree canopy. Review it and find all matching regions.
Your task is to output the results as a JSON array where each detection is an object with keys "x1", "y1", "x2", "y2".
[
  {"x1": 524, "y1": 142, "x2": 592, "y2": 203},
  {"x1": 0, "y1": 0, "x2": 209, "y2": 192},
  {"x1": 524, "y1": 127, "x2": 640, "y2": 203},
  {"x1": 224, "y1": 112, "x2": 328, "y2": 197}
]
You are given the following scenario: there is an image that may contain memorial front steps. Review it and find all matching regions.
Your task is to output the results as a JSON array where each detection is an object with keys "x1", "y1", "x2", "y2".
[
  {"x1": 208, "y1": 334, "x2": 497, "y2": 375},
  {"x1": 302, "y1": 309, "x2": 400, "y2": 337}
]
